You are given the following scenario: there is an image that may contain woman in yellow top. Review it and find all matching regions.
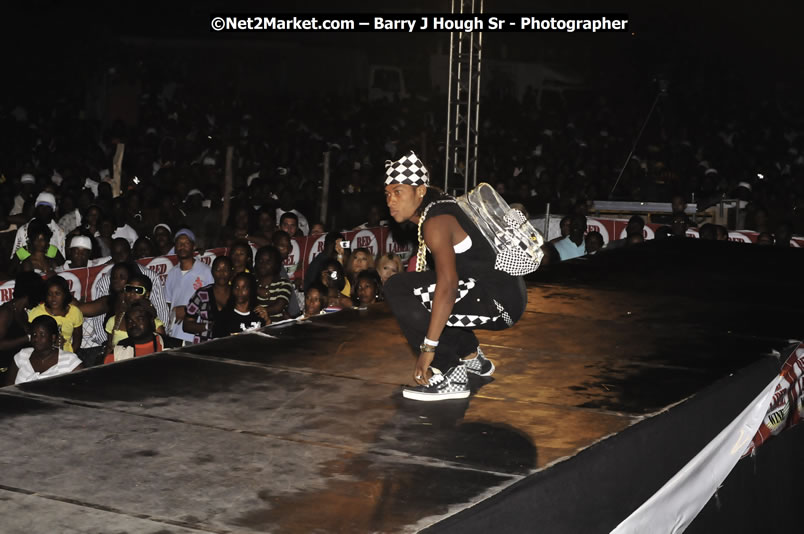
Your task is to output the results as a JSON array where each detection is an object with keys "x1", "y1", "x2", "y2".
[
  {"x1": 105, "y1": 272, "x2": 166, "y2": 349},
  {"x1": 28, "y1": 275, "x2": 83, "y2": 352}
]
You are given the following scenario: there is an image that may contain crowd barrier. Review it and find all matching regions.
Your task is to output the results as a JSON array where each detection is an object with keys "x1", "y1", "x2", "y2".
[
  {"x1": 0, "y1": 227, "x2": 414, "y2": 305},
  {"x1": 2, "y1": 218, "x2": 801, "y2": 305}
]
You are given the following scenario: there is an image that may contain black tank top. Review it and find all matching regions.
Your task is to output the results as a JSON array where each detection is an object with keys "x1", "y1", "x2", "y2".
[
  {"x1": 422, "y1": 198, "x2": 527, "y2": 319},
  {"x1": 422, "y1": 199, "x2": 497, "y2": 278}
]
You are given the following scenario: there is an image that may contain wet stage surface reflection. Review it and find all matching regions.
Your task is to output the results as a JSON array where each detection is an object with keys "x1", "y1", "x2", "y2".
[{"x1": 0, "y1": 239, "x2": 799, "y2": 533}]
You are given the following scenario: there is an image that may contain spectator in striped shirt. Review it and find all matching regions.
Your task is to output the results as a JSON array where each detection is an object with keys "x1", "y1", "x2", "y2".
[{"x1": 254, "y1": 245, "x2": 293, "y2": 322}]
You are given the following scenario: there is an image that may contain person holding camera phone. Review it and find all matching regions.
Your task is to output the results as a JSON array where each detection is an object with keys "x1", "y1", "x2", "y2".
[
  {"x1": 319, "y1": 259, "x2": 353, "y2": 311},
  {"x1": 382, "y1": 151, "x2": 527, "y2": 401},
  {"x1": 303, "y1": 232, "x2": 352, "y2": 296}
]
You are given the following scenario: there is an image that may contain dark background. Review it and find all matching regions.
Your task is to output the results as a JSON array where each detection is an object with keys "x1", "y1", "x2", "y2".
[{"x1": 3, "y1": 1, "x2": 802, "y2": 100}]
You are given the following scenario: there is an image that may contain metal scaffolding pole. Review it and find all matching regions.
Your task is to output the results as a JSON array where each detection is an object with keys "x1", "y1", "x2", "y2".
[{"x1": 444, "y1": 0, "x2": 483, "y2": 196}]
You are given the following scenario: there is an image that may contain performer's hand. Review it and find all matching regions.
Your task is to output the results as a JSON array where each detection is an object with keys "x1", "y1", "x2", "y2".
[{"x1": 414, "y1": 351, "x2": 435, "y2": 386}]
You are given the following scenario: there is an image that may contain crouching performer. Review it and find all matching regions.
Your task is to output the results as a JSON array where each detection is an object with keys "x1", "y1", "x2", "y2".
[{"x1": 383, "y1": 152, "x2": 527, "y2": 401}]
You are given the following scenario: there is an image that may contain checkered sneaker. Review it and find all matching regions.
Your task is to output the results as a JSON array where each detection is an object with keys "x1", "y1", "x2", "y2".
[
  {"x1": 384, "y1": 151, "x2": 430, "y2": 186},
  {"x1": 462, "y1": 346, "x2": 495, "y2": 376},
  {"x1": 402, "y1": 365, "x2": 470, "y2": 401},
  {"x1": 413, "y1": 278, "x2": 476, "y2": 311}
]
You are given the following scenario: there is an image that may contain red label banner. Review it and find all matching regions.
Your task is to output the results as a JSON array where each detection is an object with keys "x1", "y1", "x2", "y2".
[{"x1": 743, "y1": 342, "x2": 804, "y2": 456}]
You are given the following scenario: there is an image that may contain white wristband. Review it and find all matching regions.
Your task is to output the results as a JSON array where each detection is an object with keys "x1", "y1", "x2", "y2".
[{"x1": 423, "y1": 337, "x2": 439, "y2": 347}]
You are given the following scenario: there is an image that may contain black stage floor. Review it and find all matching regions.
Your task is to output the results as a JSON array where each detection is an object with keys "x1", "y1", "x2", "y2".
[{"x1": 0, "y1": 238, "x2": 801, "y2": 533}]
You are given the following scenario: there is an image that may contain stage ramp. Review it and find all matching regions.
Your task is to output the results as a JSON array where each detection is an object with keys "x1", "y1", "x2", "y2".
[{"x1": 0, "y1": 239, "x2": 801, "y2": 533}]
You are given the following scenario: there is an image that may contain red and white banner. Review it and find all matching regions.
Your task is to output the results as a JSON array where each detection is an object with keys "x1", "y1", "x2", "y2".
[
  {"x1": 612, "y1": 343, "x2": 804, "y2": 533},
  {"x1": 612, "y1": 371, "x2": 783, "y2": 534},
  {"x1": 743, "y1": 342, "x2": 804, "y2": 456}
]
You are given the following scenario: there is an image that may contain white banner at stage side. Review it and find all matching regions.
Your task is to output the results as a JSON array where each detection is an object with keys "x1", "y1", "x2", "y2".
[{"x1": 611, "y1": 374, "x2": 782, "y2": 534}]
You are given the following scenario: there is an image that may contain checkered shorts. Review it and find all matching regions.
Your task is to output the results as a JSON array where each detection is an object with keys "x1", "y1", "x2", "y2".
[{"x1": 412, "y1": 277, "x2": 513, "y2": 328}]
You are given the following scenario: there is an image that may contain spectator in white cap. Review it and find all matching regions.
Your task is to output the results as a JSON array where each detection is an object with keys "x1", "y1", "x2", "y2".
[
  {"x1": 60, "y1": 236, "x2": 92, "y2": 270},
  {"x1": 9, "y1": 173, "x2": 37, "y2": 217},
  {"x1": 58, "y1": 235, "x2": 108, "y2": 271},
  {"x1": 164, "y1": 228, "x2": 213, "y2": 344},
  {"x1": 10, "y1": 192, "x2": 67, "y2": 260}
]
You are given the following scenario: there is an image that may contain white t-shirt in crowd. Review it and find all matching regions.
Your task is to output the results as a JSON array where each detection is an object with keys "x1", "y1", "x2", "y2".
[{"x1": 13, "y1": 348, "x2": 82, "y2": 384}]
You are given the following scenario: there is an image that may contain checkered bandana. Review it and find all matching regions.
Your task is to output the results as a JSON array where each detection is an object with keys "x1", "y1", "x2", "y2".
[{"x1": 384, "y1": 151, "x2": 429, "y2": 186}]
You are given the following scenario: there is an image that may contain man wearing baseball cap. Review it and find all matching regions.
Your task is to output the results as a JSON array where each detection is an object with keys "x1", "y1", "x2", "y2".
[
  {"x1": 10, "y1": 191, "x2": 67, "y2": 260},
  {"x1": 164, "y1": 228, "x2": 213, "y2": 345},
  {"x1": 57, "y1": 235, "x2": 108, "y2": 270}
]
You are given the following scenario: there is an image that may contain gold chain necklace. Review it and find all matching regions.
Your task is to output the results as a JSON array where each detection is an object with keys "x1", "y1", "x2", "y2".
[{"x1": 415, "y1": 199, "x2": 457, "y2": 272}]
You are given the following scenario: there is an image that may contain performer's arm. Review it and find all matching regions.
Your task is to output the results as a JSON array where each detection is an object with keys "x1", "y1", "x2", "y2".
[
  {"x1": 413, "y1": 215, "x2": 458, "y2": 384},
  {"x1": 423, "y1": 215, "x2": 459, "y2": 342}
]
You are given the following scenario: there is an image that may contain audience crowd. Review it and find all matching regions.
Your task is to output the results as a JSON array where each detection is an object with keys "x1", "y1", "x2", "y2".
[{"x1": 1, "y1": 53, "x2": 802, "y2": 384}]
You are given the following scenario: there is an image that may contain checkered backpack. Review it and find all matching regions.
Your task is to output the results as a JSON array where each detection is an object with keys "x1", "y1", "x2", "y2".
[
  {"x1": 456, "y1": 183, "x2": 545, "y2": 276},
  {"x1": 415, "y1": 184, "x2": 544, "y2": 276}
]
